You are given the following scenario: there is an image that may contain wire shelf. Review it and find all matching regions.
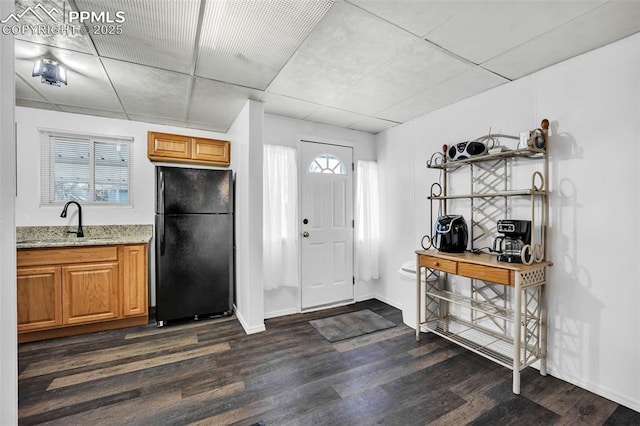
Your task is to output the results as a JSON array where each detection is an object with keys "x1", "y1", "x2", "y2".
[
  {"x1": 428, "y1": 189, "x2": 546, "y2": 200},
  {"x1": 423, "y1": 317, "x2": 541, "y2": 370},
  {"x1": 427, "y1": 147, "x2": 546, "y2": 170},
  {"x1": 426, "y1": 288, "x2": 513, "y2": 322}
]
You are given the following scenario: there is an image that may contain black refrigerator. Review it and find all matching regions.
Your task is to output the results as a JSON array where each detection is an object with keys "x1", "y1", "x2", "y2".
[{"x1": 155, "y1": 166, "x2": 234, "y2": 326}]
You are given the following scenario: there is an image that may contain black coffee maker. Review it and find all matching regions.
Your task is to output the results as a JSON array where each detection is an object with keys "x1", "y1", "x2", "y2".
[{"x1": 493, "y1": 220, "x2": 531, "y2": 263}]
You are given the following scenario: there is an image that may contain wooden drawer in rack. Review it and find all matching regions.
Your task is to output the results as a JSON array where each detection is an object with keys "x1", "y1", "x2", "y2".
[
  {"x1": 419, "y1": 255, "x2": 457, "y2": 274},
  {"x1": 458, "y1": 262, "x2": 512, "y2": 285}
]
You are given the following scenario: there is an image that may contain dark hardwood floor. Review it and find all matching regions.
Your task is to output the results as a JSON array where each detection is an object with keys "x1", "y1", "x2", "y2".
[{"x1": 18, "y1": 300, "x2": 639, "y2": 425}]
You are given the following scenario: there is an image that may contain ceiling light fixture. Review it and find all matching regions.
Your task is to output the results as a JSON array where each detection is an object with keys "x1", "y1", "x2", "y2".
[{"x1": 32, "y1": 58, "x2": 67, "y2": 86}]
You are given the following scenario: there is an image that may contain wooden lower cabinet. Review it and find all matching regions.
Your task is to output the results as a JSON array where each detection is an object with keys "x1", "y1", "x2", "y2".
[
  {"x1": 17, "y1": 266, "x2": 62, "y2": 332},
  {"x1": 17, "y1": 244, "x2": 148, "y2": 342},
  {"x1": 62, "y1": 262, "x2": 120, "y2": 325},
  {"x1": 121, "y1": 245, "x2": 148, "y2": 317}
]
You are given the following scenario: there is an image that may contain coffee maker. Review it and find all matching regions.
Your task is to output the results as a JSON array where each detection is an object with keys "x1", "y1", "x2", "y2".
[{"x1": 493, "y1": 220, "x2": 531, "y2": 263}]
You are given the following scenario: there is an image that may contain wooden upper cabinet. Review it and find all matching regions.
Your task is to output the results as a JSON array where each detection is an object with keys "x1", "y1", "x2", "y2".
[
  {"x1": 148, "y1": 132, "x2": 192, "y2": 160},
  {"x1": 148, "y1": 131, "x2": 230, "y2": 167}
]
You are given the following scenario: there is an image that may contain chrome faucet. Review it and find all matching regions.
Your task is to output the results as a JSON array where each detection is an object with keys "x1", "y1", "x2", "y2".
[{"x1": 60, "y1": 201, "x2": 84, "y2": 237}]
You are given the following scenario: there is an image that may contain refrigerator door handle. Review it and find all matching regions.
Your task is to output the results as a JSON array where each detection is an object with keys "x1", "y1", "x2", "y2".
[
  {"x1": 159, "y1": 170, "x2": 165, "y2": 213},
  {"x1": 159, "y1": 214, "x2": 165, "y2": 255},
  {"x1": 158, "y1": 170, "x2": 166, "y2": 255}
]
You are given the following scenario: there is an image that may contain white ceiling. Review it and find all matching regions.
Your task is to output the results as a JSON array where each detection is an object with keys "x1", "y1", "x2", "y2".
[{"x1": 13, "y1": 0, "x2": 640, "y2": 134}]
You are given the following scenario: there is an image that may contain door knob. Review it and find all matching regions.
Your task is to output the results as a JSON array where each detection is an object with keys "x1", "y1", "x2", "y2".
[{"x1": 303, "y1": 231, "x2": 310, "y2": 238}]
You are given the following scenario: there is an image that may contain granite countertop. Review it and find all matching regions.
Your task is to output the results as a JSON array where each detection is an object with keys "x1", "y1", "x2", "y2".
[{"x1": 16, "y1": 225, "x2": 153, "y2": 249}]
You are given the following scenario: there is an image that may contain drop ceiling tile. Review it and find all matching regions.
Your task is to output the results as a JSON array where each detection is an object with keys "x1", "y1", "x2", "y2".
[
  {"x1": 187, "y1": 78, "x2": 263, "y2": 131},
  {"x1": 267, "y1": 1, "x2": 415, "y2": 104},
  {"x1": 14, "y1": 40, "x2": 123, "y2": 111},
  {"x1": 16, "y1": 99, "x2": 59, "y2": 110},
  {"x1": 328, "y1": 37, "x2": 472, "y2": 115},
  {"x1": 377, "y1": 66, "x2": 507, "y2": 123},
  {"x1": 348, "y1": 116, "x2": 398, "y2": 134},
  {"x1": 482, "y1": 1, "x2": 640, "y2": 80},
  {"x1": 76, "y1": 0, "x2": 200, "y2": 74},
  {"x1": 262, "y1": 93, "x2": 321, "y2": 120},
  {"x1": 196, "y1": 0, "x2": 334, "y2": 89},
  {"x1": 305, "y1": 106, "x2": 368, "y2": 128},
  {"x1": 12, "y1": 0, "x2": 96, "y2": 54},
  {"x1": 127, "y1": 114, "x2": 187, "y2": 129},
  {"x1": 15, "y1": 75, "x2": 47, "y2": 102},
  {"x1": 426, "y1": 1, "x2": 607, "y2": 64},
  {"x1": 102, "y1": 58, "x2": 191, "y2": 120},
  {"x1": 184, "y1": 121, "x2": 232, "y2": 134},
  {"x1": 57, "y1": 105, "x2": 127, "y2": 120},
  {"x1": 347, "y1": 0, "x2": 470, "y2": 37}
]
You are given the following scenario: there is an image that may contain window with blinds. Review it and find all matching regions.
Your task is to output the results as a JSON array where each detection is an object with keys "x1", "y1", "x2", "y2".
[{"x1": 40, "y1": 130, "x2": 133, "y2": 205}]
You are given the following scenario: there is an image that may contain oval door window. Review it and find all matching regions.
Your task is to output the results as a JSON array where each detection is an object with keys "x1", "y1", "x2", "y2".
[{"x1": 308, "y1": 154, "x2": 347, "y2": 175}]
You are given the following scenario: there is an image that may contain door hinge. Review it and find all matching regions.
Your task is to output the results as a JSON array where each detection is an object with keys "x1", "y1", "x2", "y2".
[
  {"x1": 352, "y1": 162, "x2": 355, "y2": 171},
  {"x1": 353, "y1": 276, "x2": 355, "y2": 285},
  {"x1": 352, "y1": 219, "x2": 355, "y2": 228}
]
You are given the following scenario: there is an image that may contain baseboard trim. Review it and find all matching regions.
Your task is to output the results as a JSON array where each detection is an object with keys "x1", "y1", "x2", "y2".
[
  {"x1": 546, "y1": 367, "x2": 640, "y2": 413},
  {"x1": 234, "y1": 305, "x2": 266, "y2": 335},
  {"x1": 373, "y1": 294, "x2": 402, "y2": 311},
  {"x1": 264, "y1": 307, "x2": 299, "y2": 320}
]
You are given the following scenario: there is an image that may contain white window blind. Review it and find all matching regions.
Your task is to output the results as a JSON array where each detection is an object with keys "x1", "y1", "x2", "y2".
[{"x1": 40, "y1": 130, "x2": 133, "y2": 205}]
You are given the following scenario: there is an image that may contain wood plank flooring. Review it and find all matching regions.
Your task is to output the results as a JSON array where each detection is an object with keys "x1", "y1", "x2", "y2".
[{"x1": 18, "y1": 300, "x2": 639, "y2": 425}]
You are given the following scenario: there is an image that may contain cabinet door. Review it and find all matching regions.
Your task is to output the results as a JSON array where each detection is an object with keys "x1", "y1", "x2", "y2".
[
  {"x1": 17, "y1": 266, "x2": 62, "y2": 332},
  {"x1": 148, "y1": 132, "x2": 192, "y2": 160},
  {"x1": 192, "y1": 138, "x2": 230, "y2": 166},
  {"x1": 62, "y1": 262, "x2": 119, "y2": 325},
  {"x1": 121, "y1": 245, "x2": 148, "y2": 317}
]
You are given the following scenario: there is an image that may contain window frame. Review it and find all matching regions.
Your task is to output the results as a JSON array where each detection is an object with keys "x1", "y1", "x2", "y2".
[
  {"x1": 307, "y1": 153, "x2": 347, "y2": 175},
  {"x1": 39, "y1": 129, "x2": 134, "y2": 207}
]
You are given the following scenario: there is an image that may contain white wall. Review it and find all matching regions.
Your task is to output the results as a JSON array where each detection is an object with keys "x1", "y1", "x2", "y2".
[
  {"x1": 0, "y1": 0, "x2": 17, "y2": 420},
  {"x1": 14, "y1": 107, "x2": 230, "y2": 226},
  {"x1": 229, "y1": 100, "x2": 265, "y2": 333},
  {"x1": 376, "y1": 33, "x2": 640, "y2": 410},
  {"x1": 262, "y1": 114, "x2": 378, "y2": 318}
]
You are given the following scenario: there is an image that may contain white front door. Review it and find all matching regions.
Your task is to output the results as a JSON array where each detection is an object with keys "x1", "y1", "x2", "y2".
[{"x1": 300, "y1": 141, "x2": 354, "y2": 309}]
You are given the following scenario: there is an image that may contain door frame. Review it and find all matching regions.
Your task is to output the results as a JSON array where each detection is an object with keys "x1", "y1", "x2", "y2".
[{"x1": 298, "y1": 137, "x2": 355, "y2": 312}]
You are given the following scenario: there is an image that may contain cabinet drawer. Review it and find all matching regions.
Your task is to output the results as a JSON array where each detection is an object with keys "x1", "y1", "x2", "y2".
[
  {"x1": 458, "y1": 262, "x2": 512, "y2": 285},
  {"x1": 18, "y1": 246, "x2": 118, "y2": 267},
  {"x1": 419, "y1": 255, "x2": 457, "y2": 274}
]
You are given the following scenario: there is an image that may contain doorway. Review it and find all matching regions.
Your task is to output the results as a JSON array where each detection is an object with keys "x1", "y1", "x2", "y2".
[{"x1": 299, "y1": 141, "x2": 354, "y2": 309}]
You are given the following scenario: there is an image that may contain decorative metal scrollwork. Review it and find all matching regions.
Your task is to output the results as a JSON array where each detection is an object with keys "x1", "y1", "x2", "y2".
[
  {"x1": 430, "y1": 182, "x2": 443, "y2": 198},
  {"x1": 532, "y1": 171, "x2": 545, "y2": 192},
  {"x1": 427, "y1": 152, "x2": 445, "y2": 168},
  {"x1": 521, "y1": 244, "x2": 534, "y2": 266},
  {"x1": 532, "y1": 243, "x2": 545, "y2": 263},
  {"x1": 421, "y1": 235, "x2": 432, "y2": 250}
]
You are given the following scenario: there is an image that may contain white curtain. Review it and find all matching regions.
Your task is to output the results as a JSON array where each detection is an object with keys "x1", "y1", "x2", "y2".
[
  {"x1": 263, "y1": 144, "x2": 299, "y2": 290},
  {"x1": 355, "y1": 160, "x2": 380, "y2": 281}
]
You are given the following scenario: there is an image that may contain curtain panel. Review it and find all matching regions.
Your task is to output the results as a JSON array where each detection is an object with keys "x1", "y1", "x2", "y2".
[
  {"x1": 263, "y1": 144, "x2": 299, "y2": 290},
  {"x1": 355, "y1": 160, "x2": 380, "y2": 282}
]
